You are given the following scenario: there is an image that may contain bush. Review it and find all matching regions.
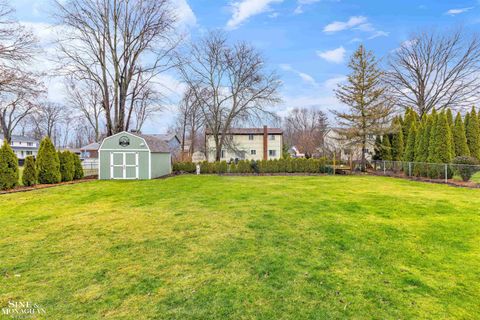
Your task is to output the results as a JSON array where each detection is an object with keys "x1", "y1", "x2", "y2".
[
  {"x1": 453, "y1": 156, "x2": 479, "y2": 182},
  {"x1": 22, "y1": 156, "x2": 37, "y2": 186},
  {"x1": 73, "y1": 154, "x2": 84, "y2": 180},
  {"x1": 0, "y1": 140, "x2": 19, "y2": 190},
  {"x1": 59, "y1": 151, "x2": 75, "y2": 182},
  {"x1": 236, "y1": 160, "x2": 251, "y2": 173},
  {"x1": 216, "y1": 161, "x2": 228, "y2": 174},
  {"x1": 173, "y1": 162, "x2": 196, "y2": 173},
  {"x1": 36, "y1": 137, "x2": 61, "y2": 184}
]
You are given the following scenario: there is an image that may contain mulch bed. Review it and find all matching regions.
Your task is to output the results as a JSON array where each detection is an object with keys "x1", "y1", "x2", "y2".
[
  {"x1": 0, "y1": 176, "x2": 98, "y2": 195},
  {"x1": 368, "y1": 171, "x2": 480, "y2": 189}
]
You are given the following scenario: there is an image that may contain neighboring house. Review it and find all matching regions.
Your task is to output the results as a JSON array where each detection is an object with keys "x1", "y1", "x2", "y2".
[
  {"x1": 80, "y1": 142, "x2": 100, "y2": 160},
  {"x1": 205, "y1": 126, "x2": 283, "y2": 162},
  {"x1": 323, "y1": 128, "x2": 376, "y2": 162},
  {"x1": 0, "y1": 134, "x2": 39, "y2": 165}
]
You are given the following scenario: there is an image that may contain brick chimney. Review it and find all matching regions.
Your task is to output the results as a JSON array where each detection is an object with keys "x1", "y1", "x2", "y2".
[{"x1": 263, "y1": 125, "x2": 268, "y2": 160}]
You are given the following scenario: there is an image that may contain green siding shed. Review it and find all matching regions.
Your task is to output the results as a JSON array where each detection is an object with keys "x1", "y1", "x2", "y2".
[{"x1": 98, "y1": 131, "x2": 172, "y2": 180}]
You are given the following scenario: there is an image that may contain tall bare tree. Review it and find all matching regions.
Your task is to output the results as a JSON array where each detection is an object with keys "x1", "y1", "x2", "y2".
[
  {"x1": 333, "y1": 45, "x2": 394, "y2": 171},
  {"x1": 177, "y1": 31, "x2": 281, "y2": 161},
  {"x1": 387, "y1": 29, "x2": 480, "y2": 117},
  {"x1": 284, "y1": 107, "x2": 328, "y2": 157},
  {"x1": 175, "y1": 86, "x2": 204, "y2": 159},
  {"x1": 65, "y1": 79, "x2": 104, "y2": 142},
  {"x1": 29, "y1": 102, "x2": 67, "y2": 144},
  {"x1": 0, "y1": 1, "x2": 42, "y2": 142},
  {"x1": 55, "y1": 0, "x2": 178, "y2": 135}
]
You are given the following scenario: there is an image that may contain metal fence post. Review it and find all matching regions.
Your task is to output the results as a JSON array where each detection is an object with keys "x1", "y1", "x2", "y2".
[
  {"x1": 409, "y1": 162, "x2": 412, "y2": 177},
  {"x1": 445, "y1": 164, "x2": 448, "y2": 183}
]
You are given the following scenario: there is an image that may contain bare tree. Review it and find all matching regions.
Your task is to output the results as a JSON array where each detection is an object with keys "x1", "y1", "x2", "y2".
[
  {"x1": 177, "y1": 31, "x2": 282, "y2": 161},
  {"x1": 55, "y1": 0, "x2": 178, "y2": 135},
  {"x1": 0, "y1": 1, "x2": 42, "y2": 142},
  {"x1": 65, "y1": 79, "x2": 103, "y2": 141},
  {"x1": 28, "y1": 102, "x2": 67, "y2": 145},
  {"x1": 175, "y1": 86, "x2": 204, "y2": 160},
  {"x1": 387, "y1": 29, "x2": 480, "y2": 117},
  {"x1": 284, "y1": 107, "x2": 328, "y2": 157}
]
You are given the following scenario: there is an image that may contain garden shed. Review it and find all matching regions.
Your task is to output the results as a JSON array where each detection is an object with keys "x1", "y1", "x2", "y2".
[{"x1": 98, "y1": 131, "x2": 172, "y2": 180}]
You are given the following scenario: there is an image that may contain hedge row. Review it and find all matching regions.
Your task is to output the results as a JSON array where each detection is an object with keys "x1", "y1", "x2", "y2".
[
  {"x1": 173, "y1": 158, "x2": 332, "y2": 175},
  {"x1": 0, "y1": 137, "x2": 84, "y2": 191}
]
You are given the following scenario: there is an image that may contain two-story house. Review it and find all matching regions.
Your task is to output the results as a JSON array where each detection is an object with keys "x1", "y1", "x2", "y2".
[
  {"x1": 0, "y1": 134, "x2": 39, "y2": 164},
  {"x1": 205, "y1": 126, "x2": 283, "y2": 162}
]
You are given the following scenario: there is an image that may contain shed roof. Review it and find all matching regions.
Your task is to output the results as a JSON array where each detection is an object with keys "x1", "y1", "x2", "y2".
[{"x1": 131, "y1": 133, "x2": 170, "y2": 153}]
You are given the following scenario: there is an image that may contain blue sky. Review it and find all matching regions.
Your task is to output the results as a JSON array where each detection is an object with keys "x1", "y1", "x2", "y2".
[{"x1": 9, "y1": 0, "x2": 480, "y2": 131}]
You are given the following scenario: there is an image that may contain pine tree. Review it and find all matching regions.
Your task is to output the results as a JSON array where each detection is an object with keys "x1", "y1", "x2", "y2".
[
  {"x1": 453, "y1": 112, "x2": 470, "y2": 157},
  {"x1": 404, "y1": 122, "x2": 417, "y2": 162},
  {"x1": 0, "y1": 140, "x2": 19, "y2": 190},
  {"x1": 402, "y1": 108, "x2": 419, "y2": 146},
  {"x1": 431, "y1": 113, "x2": 453, "y2": 163},
  {"x1": 466, "y1": 107, "x2": 480, "y2": 159},
  {"x1": 382, "y1": 134, "x2": 392, "y2": 160},
  {"x1": 36, "y1": 137, "x2": 61, "y2": 184},
  {"x1": 22, "y1": 155, "x2": 37, "y2": 187},
  {"x1": 59, "y1": 151, "x2": 75, "y2": 182},
  {"x1": 391, "y1": 117, "x2": 404, "y2": 161},
  {"x1": 332, "y1": 45, "x2": 393, "y2": 171},
  {"x1": 446, "y1": 108, "x2": 455, "y2": 157}
]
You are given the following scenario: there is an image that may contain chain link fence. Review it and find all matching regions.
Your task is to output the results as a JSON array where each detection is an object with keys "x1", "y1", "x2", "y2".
[
  {"x1": 82, "y1": 161, "x2": 98, "y2": 177},
  {"x1": 371, "y1": 160, "x2": 480, "y2": 185}
]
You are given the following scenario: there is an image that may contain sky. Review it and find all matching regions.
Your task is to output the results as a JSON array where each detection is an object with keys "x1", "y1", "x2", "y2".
[{"x1": 9, "y1": 0, "x2": 480, "y2": 134}]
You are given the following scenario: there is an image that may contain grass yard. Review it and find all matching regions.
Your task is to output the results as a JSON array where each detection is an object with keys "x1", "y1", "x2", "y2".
[{"x1": 1, "y1": 175, "x2": 480, "y2": 319}]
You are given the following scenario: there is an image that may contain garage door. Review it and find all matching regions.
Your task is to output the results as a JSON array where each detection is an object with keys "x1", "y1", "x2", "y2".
[{"x1": 110, "y1": 152, "x2": 139, "y2": 179}]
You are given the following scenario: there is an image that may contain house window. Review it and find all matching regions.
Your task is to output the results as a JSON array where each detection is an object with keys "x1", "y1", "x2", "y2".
[
  {"x1": 27, "y1": 142, "x2": 33, "y2": 146},
  {"x1": 248, "y1": 134, "x2": 254, "y2": 140},
  {"x1": 269, "y1": 135, "x2": 275, "y2": 141},
  {"x1": 221, "y1": 150, "x2": 226, "y2": 158},
  {"x1": 269, "y1": 150, "x2": 276, "y2": 157},
  {"x1": 26, "y1": 151, "x2": 32, "y2": 155},
  {"x1": 251, "y1": 150, "x2": 256, "y2": 155}
]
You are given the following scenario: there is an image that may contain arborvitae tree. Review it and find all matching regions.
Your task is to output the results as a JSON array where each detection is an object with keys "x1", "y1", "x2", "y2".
[
  {"x1": 453, "y1": 112, "x2": 470, "y2": 157},
  {"x1": 332, "y1": 45, "x2": 393, "y2": 171},
  {"x1": 59, "y1": 151, "x2": 75, "y2": 182},
  {"x1": 430, "y1": 113, "x2": 453, "y2": 163},
  {"x1": 402, "y1": 108, "x2": 418, "y2": 147},
  {"x1": 391, "y1": 117, "x2": 404, "y2": 161},
  {"x1": 0, "y1": 141, "x2": 19, "y2": 190},
  {"x1": 466, "y1": 107, "x2": 480, "y2": 159},
  {"x1": 420, "y1": 113, "x2": 434, "y2": 162},
  {"x1": 427, "y1": 110, "x2": 439, "y2": 161},
  {"x1": 382, "y1": 134, "x2": 392, "y2": 160},
  {"x1": 22, "y1": 156, "x2": 37, "y2": 187},
  {"x1": 36, "y1": 137, "x2": 61, "y2": 184},
  {"x1": 73, "y1": 154, "x2": 84, "y2": 180},
  {"x1": 446, "y1": 108, "x2": 453, "y2": 128},
  {"x1": 404, "y1": 122, "x2": 417, "y2": 161},
  {"x1": 373, "y1": 135, "x2": 383, "y2": 160}
]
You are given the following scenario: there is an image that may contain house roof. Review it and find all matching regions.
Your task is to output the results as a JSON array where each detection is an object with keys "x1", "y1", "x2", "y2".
[
  {"x1": 80, "y1": 142, "x2": 100, "y2": 151},
  {"x1": 205, "y1": 127, "x2": 283, "y2": 135},
  {"x1": 149, "y1": 133, "x2": 180, "y2": 144},
  {"x1": 131, "y1": 133, "x2": 171, "y2": 153},
  {"x1": 0, "y1": 134, "x2": 38, "y2": 143}
]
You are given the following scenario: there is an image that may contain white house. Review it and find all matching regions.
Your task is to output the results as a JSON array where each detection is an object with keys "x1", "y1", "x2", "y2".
[
  {"x1": 0, "y1": 134, "x2": 39, "y2": 164},
  {"x1": 323, "y1": 128, "x2": 376, "y2": 162},
  {"x1": 205, "y1": 126, "x2": 283, "y2": 162}
]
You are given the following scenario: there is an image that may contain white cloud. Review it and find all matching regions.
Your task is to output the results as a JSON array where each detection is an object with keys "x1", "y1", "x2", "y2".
[
  {"x1": 446, "y1": 7, "x2": 474, "y2": 15},
  {"x1": 226, "y1": 0, "x2": 283, "y2": 29},
  {"x1": 294, "y1": 0, "x2": 322, "y2": 14},
  {"x1": 171, "y1": 0, "x2": 197, "y2": 27},
  {"x1": 317, "y1": 46, "x2": 346, "y2": 64},
  {"x1": 280, "y1": 64, "x2": 318, "y2": 86},
  {"x1": 323, "y1": 16, "x2": 367, "y2": 33},
  {"x1": 368, "y1": 30, "x2": 389, "y2": 39},
  {"x1": 323, "y1": 75, "x2": 347, "y2": 90}
]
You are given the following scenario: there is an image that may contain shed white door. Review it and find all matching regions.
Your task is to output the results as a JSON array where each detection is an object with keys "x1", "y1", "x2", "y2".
[{"x1": 110, "y1": 152, "x2": 139, "y2": 179}]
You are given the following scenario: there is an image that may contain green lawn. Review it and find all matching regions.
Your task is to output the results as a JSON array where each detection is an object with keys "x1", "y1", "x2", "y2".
[{"x1": 1, "y1": 176, "x2": 480, "y2": 319}]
